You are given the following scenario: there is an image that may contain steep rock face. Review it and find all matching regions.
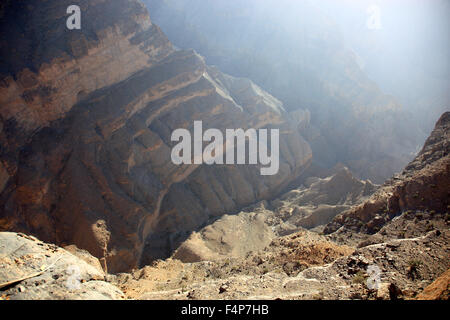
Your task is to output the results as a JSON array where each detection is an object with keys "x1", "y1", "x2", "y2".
[
  {"x1": 172, "y1": 209, "x2": 276, "y2": 263},
  {"x1": 324, "y1": 111, "x2": 450, "y2": 236},
  {"x1": 0, "y1": 0, "x2": 174, "y2": 193},
  {"x1": 145, "y1": 0, "x2": 419, "y2": 183},
  {"x1": 0, "y1": 1, "x2": 312, "y2": 272}
]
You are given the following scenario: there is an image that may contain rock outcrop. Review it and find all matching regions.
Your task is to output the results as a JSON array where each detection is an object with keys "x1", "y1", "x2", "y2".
[
  {"x1": 0, "y1": 0, "x2": 173, "y2": 146},
  {"x1": 1, "y1": 1, "x2": 447, "y2": 301},
  {"x1": 324, "y1": 111, "x2": 450, "y2": 237},
  {"x1": 0, "y1": 0, "x2": 311, "y2": 272},
  {"x1": 172, "y1": 166, "x2": 376, "y2": 263},
  {"x1": 0, "y1": 232, "x2": 124, "y2": 300},
  {"x1": 416, "y1": 268, "x2": 450, "y2": 300}
]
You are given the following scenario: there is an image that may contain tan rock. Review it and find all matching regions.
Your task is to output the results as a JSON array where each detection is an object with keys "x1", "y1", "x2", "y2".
[
  {"x1": 63, "y1": 245, "x2": 105, "y2": 274},
  {"x1": 0, "y1": 1, "x2": 312, "y2": 273},
  {"x1": 416, "y1": 269, "x2": 450, "y2": 300},
  {"x1": 376, "y1": 283, "x2": 402, "y2": 300},
  {"x1": 0, "y1": 232, "x2": 124, "y2": 300},
  {"x1": 325, "y1": 112, "x2": 450, "y2": 236}
]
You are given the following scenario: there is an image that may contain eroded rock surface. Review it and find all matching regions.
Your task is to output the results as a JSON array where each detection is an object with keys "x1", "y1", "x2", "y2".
[
  {"x1": 0, "y1": 0, "x2": 311, "y2": 273},
  {"x1": 145, "y1": 0, "x2": 421, "y2": 184},
  {"x1": 0, "y1": 232, "x2": 124, "y2": 300},
  {"x1": 110, "y1": 113, "x2": 449, "y2": 300},
  {"x1": 324, "y1": 111, "x2": 450, "y2": 237},
  {"x1": 114, "y1": 225, "x2": 448, "y2": 300},
  {"x1": 0, "y1": 1, "x2": 448, "y2": 301},
  {"x1": 172, "y1": 165, "x2": 376, "y2": 263},
  {"x1": 416, "y1": 268, "x2": 450, "y2": 300}
]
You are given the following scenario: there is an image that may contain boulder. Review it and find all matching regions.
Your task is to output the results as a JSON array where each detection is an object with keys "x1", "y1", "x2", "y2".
[{"x1": 0, "y1": 232, "x2": 124, "y2": 300}]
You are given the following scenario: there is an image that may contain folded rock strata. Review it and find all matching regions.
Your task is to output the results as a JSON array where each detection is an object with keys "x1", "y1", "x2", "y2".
[{"x1": 0, "y1": 0, "x2": 311, "y2": 273}]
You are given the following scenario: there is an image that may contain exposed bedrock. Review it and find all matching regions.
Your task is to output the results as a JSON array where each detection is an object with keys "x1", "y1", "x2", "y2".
[
  {"x1": 324, "y1": 111, "x2": 450, "y2": 236},
  {"x1": 0, "y1": 1, "x2": 312, "y2": 272}
]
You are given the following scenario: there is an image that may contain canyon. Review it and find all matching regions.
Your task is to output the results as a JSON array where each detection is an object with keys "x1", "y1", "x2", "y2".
[
  {"x1": 0, "y1": 0, "x2": 311, "y2": 273},
  {"x1": 145, "y1": 0, "x2": 424, "y2": 184},
  {"x1": 0, "y1": 0, "x2": 448, "y2": 300}
]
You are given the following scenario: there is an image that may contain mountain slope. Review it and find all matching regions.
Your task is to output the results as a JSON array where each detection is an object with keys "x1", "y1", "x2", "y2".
[
  {"x1": 113, "y1": 112, "x2": 449, "y2": 300},
  {"x1": 145, "y1": 0, "x2": 420, "y2": 183},
  {"x1": 0, "y1": 0, "x2": 311, "y2": 273},
  {"x1": 0, "y1": 232, "x2": 124, "y2": 300},
  {"x1": 324, "y1": 111, "x2": 449, "y2": 238}
]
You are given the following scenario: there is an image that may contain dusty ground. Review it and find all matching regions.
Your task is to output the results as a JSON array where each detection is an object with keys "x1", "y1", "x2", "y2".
[
  {"x1": 110, "y1": 211, "x2": 449, "y2": 300},
  {"x1": 1, "y1": 202, "x2": 448, "y2": 300}
]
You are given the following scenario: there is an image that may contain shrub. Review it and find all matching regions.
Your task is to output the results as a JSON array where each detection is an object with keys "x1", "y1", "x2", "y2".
[{"x1": 353, "y1": 270, "x2": 367, "y2": 285}]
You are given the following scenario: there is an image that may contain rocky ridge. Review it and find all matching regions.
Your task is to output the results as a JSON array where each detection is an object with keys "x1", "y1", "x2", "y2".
[
  {"x1": 324, "y1": 112, "x2": 450, "y2": 240},
  {"x1": 172, "y1": 165, "x2": 377, "y2": 263}
]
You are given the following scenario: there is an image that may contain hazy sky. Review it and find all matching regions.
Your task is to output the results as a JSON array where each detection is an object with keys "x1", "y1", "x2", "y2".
[
  {"x1": 148, "y1": 0, "x2": 449, "y2": 133},
  {"x1": 318, "y1": 0, "x2": 450, "y2": 130}
]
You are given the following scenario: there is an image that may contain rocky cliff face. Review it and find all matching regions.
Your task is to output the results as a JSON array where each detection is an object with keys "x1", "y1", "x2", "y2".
[
  {"x1": 0, "y1": 0, "x2": 173, "y2": 193},
  {"x1": 145, "y1": 0, "x2": 421, "y2": 184},
  {"x1": 0, "y1": 0, "x2": 311, "y2": 273},
  {"x1": 324, "y1": 111, "x2": 449, "y2": 238},
  {"x1": 111, "y1": 112, "x2": 449, "y2": 301},
  {"x1": 2, "y1": 1, "x2": 447, "y2": 301},
  {"x1": 0, "y1": 0, "x2": 174, "y2": 272}
]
